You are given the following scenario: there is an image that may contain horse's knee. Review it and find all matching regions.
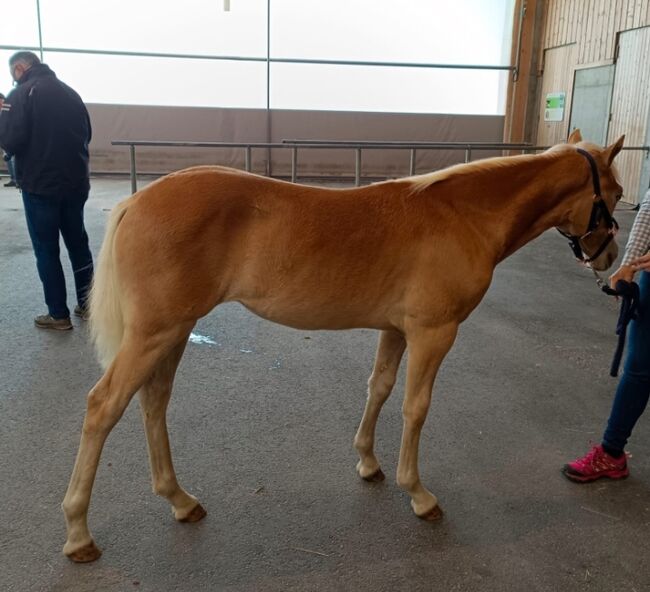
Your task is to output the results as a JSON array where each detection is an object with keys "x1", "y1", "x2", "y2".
[{"x1": 402, "y1": 399, "x2": 430, "y2": 428}]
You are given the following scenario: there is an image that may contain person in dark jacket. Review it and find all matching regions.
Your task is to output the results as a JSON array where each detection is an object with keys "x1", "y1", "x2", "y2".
[
  {"x1": 0, "y1": 51, "x2": 94, "y2": 330},
  {"x1": 0, "y1": 93, "x2": 17, "y2": 188}
]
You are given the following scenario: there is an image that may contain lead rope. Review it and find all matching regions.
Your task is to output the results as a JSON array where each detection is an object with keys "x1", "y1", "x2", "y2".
[
  {"x1": 608, "y1": 279, "x2": 641, "y2": 377},
  {"x1": 592, "y1": 268, "x2": 641, "y2": 377}
]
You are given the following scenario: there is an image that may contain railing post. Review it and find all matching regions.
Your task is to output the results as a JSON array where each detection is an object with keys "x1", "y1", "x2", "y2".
[
  {"x1": 291, "y1": 147, "x2": 297, "y2": 183},
  {"x1": 409, "y1": 148, "x2": 416, "y2": 175},
  {"x1": 129, "y1": 144, "x2": 137, "y2": 193},
  {"x1": 245, "y1": 146, "x2": 252, "y2": 172},
  {"x1": 464, "y1": 146, "x2": 472, "y2": 163},
  {"x1": 355, "y1": 148, "x2": 361, "y2": 186}
]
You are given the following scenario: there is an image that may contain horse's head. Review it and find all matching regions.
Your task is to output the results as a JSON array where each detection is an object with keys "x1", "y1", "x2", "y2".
[{"x1": 554, "y1": 129, "x2": 624, "y2": 271}]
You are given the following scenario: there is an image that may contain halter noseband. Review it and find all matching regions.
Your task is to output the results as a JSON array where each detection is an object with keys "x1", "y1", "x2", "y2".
[{"x1": 557, "y1": 148, "x2": 618, "y2": 263}]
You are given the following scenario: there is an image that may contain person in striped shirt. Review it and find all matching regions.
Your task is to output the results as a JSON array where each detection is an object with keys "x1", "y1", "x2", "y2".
[{"x1": 563, "y1": 188, "x2": 650, "y2": 482}]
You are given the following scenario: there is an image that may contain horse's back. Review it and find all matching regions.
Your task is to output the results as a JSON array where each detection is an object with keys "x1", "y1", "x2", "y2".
[{"x1": 108, "y1": 166, "x2": 485, "y2": 330}]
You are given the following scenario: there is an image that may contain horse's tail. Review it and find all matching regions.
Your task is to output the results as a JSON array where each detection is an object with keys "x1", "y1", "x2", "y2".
[{"x1": 89, "y1": 200, "x2": 130, "y2": 370}]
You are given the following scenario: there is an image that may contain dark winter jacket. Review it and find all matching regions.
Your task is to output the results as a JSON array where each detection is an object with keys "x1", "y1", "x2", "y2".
[{"x1": 0, "y1": 63, "x2": 91, "y2": 196}]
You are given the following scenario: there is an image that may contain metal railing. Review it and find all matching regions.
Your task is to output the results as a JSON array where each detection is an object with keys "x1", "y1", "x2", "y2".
[
  {"x1": 112, "y1": 140, "x2": 531, "y2": 193},
  {"x1": 111, "y1": 139, "x2": 650, "y2": 194}
]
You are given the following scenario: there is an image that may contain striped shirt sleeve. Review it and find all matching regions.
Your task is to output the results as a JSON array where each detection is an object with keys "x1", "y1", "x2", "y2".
[{"x1": 621, "y1": 189, "x2": 650, "y2": 266}]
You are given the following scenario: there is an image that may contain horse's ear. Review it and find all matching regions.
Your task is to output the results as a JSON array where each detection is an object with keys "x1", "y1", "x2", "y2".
[
  {"x1": 567, "y1": 129, "x2": 582, "y2": 144},
  {"x1": 604, "y1": 134, "x2": 625, "y2": 166}
]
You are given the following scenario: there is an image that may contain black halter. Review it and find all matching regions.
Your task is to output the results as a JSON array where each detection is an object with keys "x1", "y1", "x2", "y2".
[
  {"x1": 560, "y1": 150, "x2": 638, "y2": 374},
  {"x1": 557, "y1": 148, "x2": 618, "y2": 263}
]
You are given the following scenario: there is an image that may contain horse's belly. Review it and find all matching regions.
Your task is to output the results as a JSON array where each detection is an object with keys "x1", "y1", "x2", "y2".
[{"x1": 238, "y1": 298, "x2": 391, "y2": 331}]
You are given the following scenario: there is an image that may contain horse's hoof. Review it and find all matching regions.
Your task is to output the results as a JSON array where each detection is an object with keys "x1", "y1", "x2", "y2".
[
  {"x1": 65, "y1": 540, "x2": 102, "y2": 563},
  {"x1": 362, "y1": 468, "x2": 386, "y2": 482},
  {"x1": 178, "y1": 503, "x2": 207, "y2": 523},
  {"x1": 417, "y1": 504, "x2": 444, "y2": 522}
]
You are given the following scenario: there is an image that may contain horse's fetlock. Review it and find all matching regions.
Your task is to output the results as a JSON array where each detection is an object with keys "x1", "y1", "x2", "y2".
[
  {"x1": 62, "y1": 495, "x2": 84, "y2": 520},
  {"x1": 153, "y1": 476, "x2": 177, "y2": 498},
  {"x1": 396, "y1": 469, "x2": 418, "y2": 491},
  {"x1": 353, "y1": 435, "x2": 370, "y2": 453}
]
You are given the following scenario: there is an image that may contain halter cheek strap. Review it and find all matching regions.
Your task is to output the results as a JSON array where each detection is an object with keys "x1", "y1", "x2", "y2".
[
  {"x1": 576, "y1": 148, "x2": 601, "y2": 198},
  {"x1": 557, "y1": 148, "x2": 618, "y2": 264}
]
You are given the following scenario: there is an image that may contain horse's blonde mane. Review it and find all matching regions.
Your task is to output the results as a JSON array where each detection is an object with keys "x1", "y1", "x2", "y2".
[{"x1": 406, "y1": 151, "x2": 552, "y2": 194}]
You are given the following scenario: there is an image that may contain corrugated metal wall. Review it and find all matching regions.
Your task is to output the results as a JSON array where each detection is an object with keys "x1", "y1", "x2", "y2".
[
  {"x1": 608, "y1": 27, "x2": 650, "y2": 202},
  {"x1": 536, "y1": 44, "x2": 577, "y2": 146},
  {"x1": 537, "y1": 0, "x2": 650, "y2": 202},
  {"x1": 543, "y1": 0, "x2": 650, "y2": 63}
]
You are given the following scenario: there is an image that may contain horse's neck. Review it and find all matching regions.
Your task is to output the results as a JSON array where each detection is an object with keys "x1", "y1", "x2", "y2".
[{"x1": 468, "y1": 153, "x2": 584, "y2": 263}]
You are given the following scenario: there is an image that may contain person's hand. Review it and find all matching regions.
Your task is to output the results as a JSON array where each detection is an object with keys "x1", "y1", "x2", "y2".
[
  {"x1": 609, "y1": 264, "x2": 636, "y2": 293},
  {"x1": 630, "y1": 253, "x2": 650, "y2": 272}
]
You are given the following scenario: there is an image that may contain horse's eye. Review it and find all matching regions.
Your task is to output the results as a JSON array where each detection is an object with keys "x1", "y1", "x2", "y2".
[{"x1": 616, "y1": 193, "x2": 623, "y2": 202}]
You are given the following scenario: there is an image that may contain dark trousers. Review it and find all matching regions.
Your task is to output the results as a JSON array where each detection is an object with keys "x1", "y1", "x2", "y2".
[
  {"x1": 6, "y1": 156, "x2": 16, "y2": 182},
  {"x1": 22, "y1": 190, "x2": 94, "y2": 319},
  {"x1": 603, "y1": 271, "x2": 650, "y2": 454}
]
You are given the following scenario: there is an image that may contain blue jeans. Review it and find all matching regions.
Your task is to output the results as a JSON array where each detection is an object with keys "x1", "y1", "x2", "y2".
[
  {"x1": 22, "y1": 191, "x2": 94, "y2": 319},
  {"x1": 602, "y1": 271, "x2": 650, "y2": 454}
]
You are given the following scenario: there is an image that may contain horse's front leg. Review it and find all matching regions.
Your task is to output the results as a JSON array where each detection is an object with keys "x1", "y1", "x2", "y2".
[
  {"x1": 397, "y1": 323, "x2": 458, "y2": 519},
  {"x1": 354, "y1": 329, "x2": 406, "y2": 481}
]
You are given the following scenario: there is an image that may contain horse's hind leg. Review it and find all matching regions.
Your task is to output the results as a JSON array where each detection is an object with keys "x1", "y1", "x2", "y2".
[
  {"x1": 138, "y1": 337, "x2": 206, "y2": 523},
  {"x1": 354, "y1": 330, "x2": 406, "y2": 481},
  {"x1": 62, "y1": 323, "x2": 193, "y2": 562}
]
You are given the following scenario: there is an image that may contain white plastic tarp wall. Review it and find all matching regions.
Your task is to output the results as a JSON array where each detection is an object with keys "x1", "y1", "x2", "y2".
[{"x1": 87, "y1": 104, "x2": 505, "y2": 180}]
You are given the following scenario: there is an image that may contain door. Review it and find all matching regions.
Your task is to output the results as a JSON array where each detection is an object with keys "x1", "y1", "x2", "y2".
[{"x1": 569, "y1": 65, "x2": 615, "y2": 145}]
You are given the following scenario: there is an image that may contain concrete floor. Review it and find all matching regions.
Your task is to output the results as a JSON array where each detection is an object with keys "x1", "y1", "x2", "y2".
[{"x1": 0, "y1": 178, "x2": 649, "y2": 592}]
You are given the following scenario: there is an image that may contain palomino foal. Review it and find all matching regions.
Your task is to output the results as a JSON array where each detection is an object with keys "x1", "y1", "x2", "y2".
[{"x1": 62, "y1": 130, "x2": 624, "y2": 561}]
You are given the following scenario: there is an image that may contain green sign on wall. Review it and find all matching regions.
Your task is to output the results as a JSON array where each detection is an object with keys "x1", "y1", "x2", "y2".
[{"x1": 544, "y1": 92, "x2": 566, "y2": 122}]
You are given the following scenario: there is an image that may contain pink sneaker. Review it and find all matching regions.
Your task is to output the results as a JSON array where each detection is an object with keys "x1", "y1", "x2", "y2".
[{"x1": 562, "y1": 444, "x2": 629, "y2": 483}]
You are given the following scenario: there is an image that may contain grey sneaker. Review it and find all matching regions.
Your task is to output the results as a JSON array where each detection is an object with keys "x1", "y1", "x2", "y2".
[
  {"x1": 34, "y1": 314, "x2": 73, "y2": 331},
  {"x1": 74, "y1": 305, "x2": 89, "y2": 320}
]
